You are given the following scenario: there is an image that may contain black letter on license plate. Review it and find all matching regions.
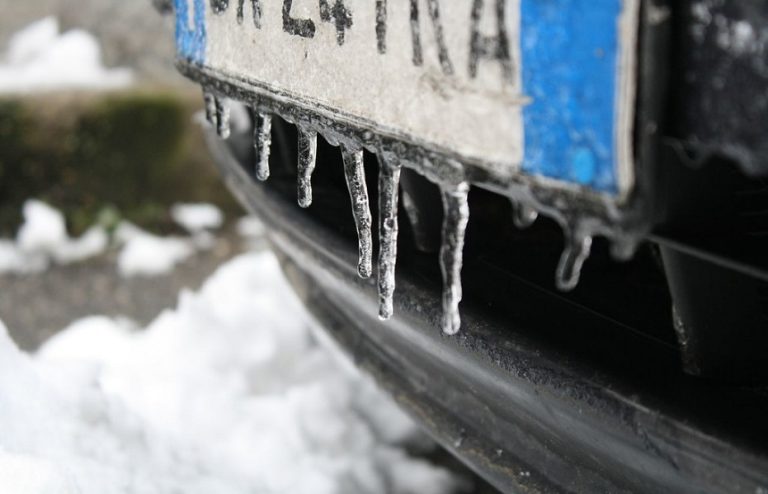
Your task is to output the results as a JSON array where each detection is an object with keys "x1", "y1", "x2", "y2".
[
  {"x1": 283, "y1": 0, "x2": 316, "y2": 38},
  {"x1": 376, "y1": 0, "x2": 387, "y2": 54},
  {"x1": 410, "y1": 0, "x2": 453, "y2": 75},
  {"x1": 211, "y1": 0, "x2": 229, "y2": 14},
  {"x1": 237, "y1": 0, "x2": 262, "y2": 28},
  {"x1": 469, "y1": 0, "x2": 515, "y2": 84},
  {"x1": 319, "y1": 0, "x2": 353, "y2": 45}
]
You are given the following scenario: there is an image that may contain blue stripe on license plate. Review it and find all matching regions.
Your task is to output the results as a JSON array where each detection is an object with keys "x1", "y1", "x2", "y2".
[
  {"x1": 175, "y1": 0, "x2": 206, "y2": 64},
  {"x1": 520, "y1": 0, "x2": 627, "y2": 194}
]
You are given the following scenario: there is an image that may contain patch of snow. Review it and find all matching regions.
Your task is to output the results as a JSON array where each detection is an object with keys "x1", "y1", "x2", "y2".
[
  {"x1": 170, "y1": 203, "x2": 224, "y2": 234},
  {"x1": 236, "y1": 216, "x2": 267, "y2": 250},
  {"x1": 0, "y1": 200, "x2": 108, "y2": 274},
  {"x1": 0, "y1": 17, "x2": 132, "y2": 93},
  {"x1": 16, "y1": 199, "x2": 68, "y2": 254},
  {"x1": 0, "y1": 452, "x2": 78, "y2": 494},
  {"x1": 52, "y1": 226, "x2": 109, "y2": 264},
  {"x1": 190, "y1": 230, "x2": 217, "y2": 251},
  {"x1": 113, "y1": 220, "x2": 145, "y2": 245},
  {"x1": 236, "y1": 215, "x2": 265, "y2": 238},
  {"x1": 116, "y1": 224, "x2": 194, "y2": 277},
  {"x1": 0, "y1": 251, "x2": 466, "y2": 493},
  {"x1": 0, "y1": 240, "x2": 47, "y2": 275}
]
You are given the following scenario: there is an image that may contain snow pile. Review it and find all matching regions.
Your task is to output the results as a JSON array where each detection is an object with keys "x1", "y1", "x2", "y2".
[
  {"x1": 171, "y1": 203, "x2": 224, "y2": 234},
  {"x1": 0, "y1": 200, "x2": 108, "y2": 274},
  {"x1": 0, "y1": 251, "x2": 465, "y2": 494},
  {"x1": 0, "y1": 17, "x2": 132, "y2": 93},
  {"x1": 115, "y1": 222, "x2": 194, "y2": 278}
]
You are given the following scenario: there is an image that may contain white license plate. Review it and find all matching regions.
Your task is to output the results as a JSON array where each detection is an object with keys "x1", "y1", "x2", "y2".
[{"x1": 174, "y1": 0, "x2": 638, "y2": 197}]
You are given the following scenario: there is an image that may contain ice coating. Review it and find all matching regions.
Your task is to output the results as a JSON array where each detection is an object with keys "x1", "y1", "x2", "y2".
[
  {"x1": 193, "y1": 82, "x2": 642, "y2": 336},
  {"x1": 511, "y1": 200, "x2": 538, "y2": 229},
  {"x1": 296, "y1": 127, "x2": 317, "y2": 208},
  {"x1": 439, "y1": 182, "x2": 470, "y2": 335},
  {"x1": 555, "y1": 230, "x2": 593, "y2": 291},
  {"x1": 253, "y1": 110, "x2": 272, "y2": 181},
  {"x1": 377, "y1": 155, "x2": 402, "y2": 320},
  {"x1": 341, "y1": 145, "x2": 373, "y2": 279},
  {"x1": 198, "y1": 96, "x2": 619, "y2": 333},
  {"x1": 215, "y1": 96, "x2": 230, "y2": 139}
]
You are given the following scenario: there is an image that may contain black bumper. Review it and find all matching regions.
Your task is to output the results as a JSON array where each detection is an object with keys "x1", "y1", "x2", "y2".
[{"x1": 203, "y1": 124, "x2": 768, "y2": 494}]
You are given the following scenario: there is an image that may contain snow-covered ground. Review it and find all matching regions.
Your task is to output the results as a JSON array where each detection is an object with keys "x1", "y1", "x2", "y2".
[
  {"x1": 0, "y1": 251, "x2": 466, "y2": 494},
  {"x1": 0, "y1": 16, "x2": 468, "y2": 492},
  {"x1": 0, "y1": 204, "x2": 468, "y2": 493},
  {"x1": 0, "y1": 17, "x2": 132, "y2": 92}
]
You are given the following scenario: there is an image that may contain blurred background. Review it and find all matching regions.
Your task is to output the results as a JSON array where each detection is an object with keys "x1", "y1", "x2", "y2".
[{"x1": 0, "y1": 0, "x2": 247, "y2": 349}]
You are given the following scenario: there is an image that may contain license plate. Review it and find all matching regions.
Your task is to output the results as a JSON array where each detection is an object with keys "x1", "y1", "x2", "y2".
[{"x1": 174, "y1": 0, "x2": 638, "y2": 198}]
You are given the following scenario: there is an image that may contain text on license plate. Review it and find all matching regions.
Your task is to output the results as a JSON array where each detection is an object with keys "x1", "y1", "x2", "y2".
[{"x1": 175, "y1": 0, "x2": 638, "y2": 196}]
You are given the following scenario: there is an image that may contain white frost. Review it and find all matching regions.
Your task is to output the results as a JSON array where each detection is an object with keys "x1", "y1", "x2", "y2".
[
  {"x1": 0, "y1": 251, "x2": 465, "y2": 494},
  {"x1": 0, "y1": 17, "x2": 132, "y2": 93},
  {"x1": 171, "y1": 202, "x2": 224, "y2": 234}
]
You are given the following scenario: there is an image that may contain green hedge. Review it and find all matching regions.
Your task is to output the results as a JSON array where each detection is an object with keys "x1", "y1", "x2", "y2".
[{"x1": 0, "y1": 89, "x2": 240, "y2": 235}]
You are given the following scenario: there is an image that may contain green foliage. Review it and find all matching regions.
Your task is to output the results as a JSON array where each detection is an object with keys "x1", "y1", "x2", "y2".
[{"x1": 0, "y1": 90, "x2": 240, "y2": 235}]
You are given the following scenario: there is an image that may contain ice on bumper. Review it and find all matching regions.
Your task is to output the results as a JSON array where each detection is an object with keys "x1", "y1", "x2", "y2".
[{"x1": 181, "y1": 0, "x2": 641, "y2": 334}]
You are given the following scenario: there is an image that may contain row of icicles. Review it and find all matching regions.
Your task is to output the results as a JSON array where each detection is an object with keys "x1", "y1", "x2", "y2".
[{"x1": 204, "y1": 92, "x2": 594, "y2": 335}]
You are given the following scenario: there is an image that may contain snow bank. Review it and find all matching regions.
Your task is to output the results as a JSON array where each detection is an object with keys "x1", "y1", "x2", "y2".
[
  {"x1": 0, "y1": 200, "x2": 108, "y2": 274},
  {"x1": 0, "y1": 17, "x2": 132, "y2": 93},
  {"x1": 0, "y1": 251, "x2": 466, "y2": 494}
]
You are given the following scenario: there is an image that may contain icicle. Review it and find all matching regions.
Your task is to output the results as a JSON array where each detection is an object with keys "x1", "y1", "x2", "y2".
[
  {"x1": 555, "y1": 229, "x2": 592, "y2": 291},
  {"x1": 296, "y1": 127, "x2": 317, "y2": 208},
  {"x1": 253, "y1": 111, "x2": 272, "y2": 181},
  {"x1": 512, "y1": 200, "x2": 538, "y2": 229},
  {"x1": 323, "y1": 133, "x2": 340, "y2": 147},
  {"x1": 203, "y1": 91, "x2": 216, "y2": 127},
  {"x1": 439, "y1": 182, "x2": 470, "y2": 335},
  {"x1": 377, "y1": 155, "x2": 402, "y2": 320},
  {"x1": 610, "y1": 236, "x2": 638, "y2": 261},
  {"x1": 341, "y1": 145, "x2": 373, "y2": 279},
  {"x1": 215, "y1": 97, "x2": 230, "y2": 139}
]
